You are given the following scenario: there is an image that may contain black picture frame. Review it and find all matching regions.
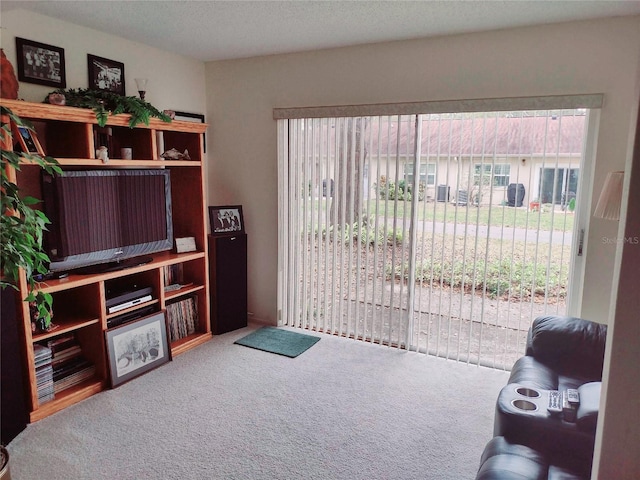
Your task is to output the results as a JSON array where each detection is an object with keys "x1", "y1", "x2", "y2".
[
  {"x1": 209, "y1": 205, "x2": 245, "y2": 235},
  {"x1": 15, "y1": 37, "x2": 66, "y2": 88},
  {"x1": 174, "y1": 111, "x2": 206, "y2": 153},
  {"x1": 87, "y1": 54, "x2": 125, "y2": 95},
  {"x1": 105, "y1": 311, "x2": 170, "y2": 388}
]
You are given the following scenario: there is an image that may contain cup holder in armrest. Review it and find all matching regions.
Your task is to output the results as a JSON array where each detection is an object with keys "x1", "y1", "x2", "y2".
[
  {"x1": 515, "y1": 387, "x2": 541, "y2": 398},
  {"x1": 512, "y1": 399, "x2": 538, "y2": 411}
]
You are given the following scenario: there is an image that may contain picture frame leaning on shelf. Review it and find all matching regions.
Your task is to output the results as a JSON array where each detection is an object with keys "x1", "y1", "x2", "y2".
[{"x1": 105, "y1": 311, "x2": 171, "y2": 388}]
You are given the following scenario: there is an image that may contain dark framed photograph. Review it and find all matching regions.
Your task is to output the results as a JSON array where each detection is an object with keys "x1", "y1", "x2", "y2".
[
  {"x1": 15, "y1": 37, "x2": 66, "y2": 88},
  {"x1": 174, "y1": 111, "x2": 206, "y2": 152},
  {"x1": 209, "y1": 205, "x2": 244, "y2": 235},
  {"x1": 105, "y1": 311, "x2": 170, "y2": 388},
  {"x1": 88, "y1": 54, "x2": 125, "y2": 95},
  {"x1": 12, "y1": 123, "x2": 45, "y2": 155}
]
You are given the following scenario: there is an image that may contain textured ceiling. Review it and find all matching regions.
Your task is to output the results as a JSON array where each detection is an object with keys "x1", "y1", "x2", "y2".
[{"x1": 2, "y1": 1, "x2": 640, "y2": 62}]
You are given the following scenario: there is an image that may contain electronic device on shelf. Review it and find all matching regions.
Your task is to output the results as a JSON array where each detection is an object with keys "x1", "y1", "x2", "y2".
[
  {"x1": 107, "y1": 305, "x2": 155, "y2": 329},
  {"x1": 106, "y1": 286, "x2": 153, "y2": 314},
  {"x1": 41, "y1": 169, "x2": 174, "y2": 275}
]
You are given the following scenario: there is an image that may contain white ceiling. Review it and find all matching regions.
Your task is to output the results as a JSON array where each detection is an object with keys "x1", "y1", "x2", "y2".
[{"x1": 3, "y1": 1, "x2": 640, "y2": 62}]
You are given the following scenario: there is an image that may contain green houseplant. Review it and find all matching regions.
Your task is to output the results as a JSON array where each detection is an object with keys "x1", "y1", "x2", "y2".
[
  {"x1": 1, "y1": 106, "x2": 62, "y2": 330},
  {"x1": 44, "y1": 88, "x2": 171, "y2": 128}
]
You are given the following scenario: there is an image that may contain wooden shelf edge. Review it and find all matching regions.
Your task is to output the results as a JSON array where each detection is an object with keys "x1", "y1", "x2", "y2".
[
  {"x1": 32, "y1": 317, "x2": 100, "y2": 343},
  {"x1": 170, "y1": 332, "x2": 212, "y2": 357},
  {"x1": 36, "y1": 251, "x2": 206, "y2": 293},
  {"x1": 30, "y1": 376, "x2": 105, "y2": 422},
  {"x1": 164, "y1": 284, "x2": 204, "y2": 301},
  {"x1": 41, "y1": 158, "x2": 202, "y2": 167},
  {"x1": 1, "y1": 99, "x2": 207, "y2": 132}
]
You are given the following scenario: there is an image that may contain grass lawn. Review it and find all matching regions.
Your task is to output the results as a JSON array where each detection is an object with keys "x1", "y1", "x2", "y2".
[{"x1": 310, "y1": 198, "x2": 574, "y2": 232}]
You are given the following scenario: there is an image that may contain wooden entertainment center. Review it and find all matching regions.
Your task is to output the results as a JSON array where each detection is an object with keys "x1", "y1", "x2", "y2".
[{"x1": 1, "y1": 99, "x2": 211, "y2": 422}]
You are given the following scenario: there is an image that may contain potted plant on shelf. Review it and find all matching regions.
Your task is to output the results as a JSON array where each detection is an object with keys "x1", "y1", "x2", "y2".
[
  {"x1": 43, "y1": 88, "x2": 172, "y2": 128},
  {"x1": 1, "y1": 105, "x2": 62, "y2": 331}
]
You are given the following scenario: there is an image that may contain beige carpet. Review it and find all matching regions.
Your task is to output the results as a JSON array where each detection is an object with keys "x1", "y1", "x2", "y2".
[{"x1": 7, "y1": 324, "x2": 510, "y2": 479}]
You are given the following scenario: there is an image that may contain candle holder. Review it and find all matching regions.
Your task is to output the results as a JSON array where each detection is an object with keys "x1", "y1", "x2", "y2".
[{"x1": 135, "y1": 78, "x2": 148, "y2": 101}]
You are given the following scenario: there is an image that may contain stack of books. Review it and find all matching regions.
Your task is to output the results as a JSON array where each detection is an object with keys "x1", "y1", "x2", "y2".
[
  {"x1": 33, "y1": 344, "x2": 54, "y2": 404},
  {"x1": 165, "y1": 295, "x2": 198, "y2": 342},
  {"x1": 45, "y1": 334, "x2": 95, "y2": 394}
]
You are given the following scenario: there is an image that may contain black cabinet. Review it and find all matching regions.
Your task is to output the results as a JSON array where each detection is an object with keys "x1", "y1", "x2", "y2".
[
  {"x1": 1, "y1": 288, "x2": 28, "y2": 444},
  {"x1": 208, "y1": 233, "x2": 247, "y2": 334}
]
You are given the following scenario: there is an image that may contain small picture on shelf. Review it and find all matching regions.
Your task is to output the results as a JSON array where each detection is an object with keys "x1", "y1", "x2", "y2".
[
  {"x1": 12, "y1": 123, "x2": 45, "y2": 156},
  {"x1": 209, "y1": 205, "x2": 244, "y2": 235},
  {"x1": 106, "y1": 311, "x2": 170, "y2": 387}
]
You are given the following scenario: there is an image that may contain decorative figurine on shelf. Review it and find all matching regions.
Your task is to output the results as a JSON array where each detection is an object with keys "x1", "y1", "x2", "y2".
[
  {"x1": 160, "y1": 148, "x2": 191, "y2": 160},
  {"x1": 47, "y1": 92, "x2": 66, "y2": 105},
  {"x1": 96, "y1": 145, "x2": 109, "y2": 163}
]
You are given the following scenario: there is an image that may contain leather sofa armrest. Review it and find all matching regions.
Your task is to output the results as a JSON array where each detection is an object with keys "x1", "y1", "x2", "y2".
[{"x1": 576, "y1": 382, "x2": 601, "y2": 433}]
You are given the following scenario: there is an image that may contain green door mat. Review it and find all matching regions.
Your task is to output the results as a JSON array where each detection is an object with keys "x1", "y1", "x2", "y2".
[{"x1": 234, "y1": 327, "x2": 320, "y2": 358}]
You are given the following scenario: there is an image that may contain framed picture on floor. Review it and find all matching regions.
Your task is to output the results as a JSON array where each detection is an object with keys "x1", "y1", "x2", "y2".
[
  {"x1": 15, "y1": 37, "x2": 66, "y2": 88},
  {"x1": 209, "y1": 205, "x2": 244, "y2": 235},
  {"x1": 87, "y1": 54, "x2": 125, "y2": 95},
  {"x1": 105, "y1": 311, "x2": 170, "y2": 387}
]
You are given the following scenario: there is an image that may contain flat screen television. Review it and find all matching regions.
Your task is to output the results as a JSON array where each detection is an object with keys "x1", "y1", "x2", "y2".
[{"x1": 41, "y1": 169, "x2": 173, "y2": 274}]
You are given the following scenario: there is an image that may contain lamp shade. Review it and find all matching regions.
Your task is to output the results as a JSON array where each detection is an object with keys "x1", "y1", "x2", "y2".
[{"x1": 594, "y1": 171, "x2": 624, "y2": 220}]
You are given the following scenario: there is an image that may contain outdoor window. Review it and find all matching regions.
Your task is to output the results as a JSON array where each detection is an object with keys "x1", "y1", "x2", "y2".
[
  {"x1": 474, "y1": 163, "x2": 510, "y2": 187},
  {"x1": 404, "y1": 163, "x2": 436, "y2": 186}
]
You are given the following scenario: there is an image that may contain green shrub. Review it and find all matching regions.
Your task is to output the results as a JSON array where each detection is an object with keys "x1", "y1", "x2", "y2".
[{"x1": 387, "y1": 257, "x2": 567, "y2": 299}]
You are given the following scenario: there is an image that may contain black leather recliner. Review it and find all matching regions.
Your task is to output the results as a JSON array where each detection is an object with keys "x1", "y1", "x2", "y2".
[
  {"x1": 508, "y1": 315, "x2": 607, "y2": 391},
  {"x1": 476, "y1": 315, "x2": 608, "y2": 480}
]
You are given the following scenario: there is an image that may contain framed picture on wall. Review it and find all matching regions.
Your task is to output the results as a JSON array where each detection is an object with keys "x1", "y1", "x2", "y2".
[
  {"x1": 15, "y1": 37, "x2": 66, "y2": 88},
  {"x1": 209, "y1": 205, "x2": 244, "y2": 235},
  {"x1": 105, "y1": 311, "x2": 171, "y2": 388},
  {"x1": 87, "y1": 54, "x2": 125, "y2": 95}
]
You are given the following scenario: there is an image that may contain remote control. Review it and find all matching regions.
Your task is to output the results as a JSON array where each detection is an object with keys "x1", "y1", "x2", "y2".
[
  {"x1": 562, "y1": 390, "x2": 577, "y2": 422},
  {"x1": 547, "y1": 390, "x2": 562, "y2": 415},
  {"x1": 164, "y1": 283, "x2": 183, "y2": 292},
  {"x1": 566, "y1": 388, "x2": 580, "y2": 405}
]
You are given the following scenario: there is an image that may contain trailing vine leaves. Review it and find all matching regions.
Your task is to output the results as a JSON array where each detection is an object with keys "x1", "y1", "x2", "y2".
[
  {"x1": 1, "y1": 106, "x2": 61, "y2": 328},
  {"x1": 44, "y1": 88, "x2": 172, "y2": 128}
]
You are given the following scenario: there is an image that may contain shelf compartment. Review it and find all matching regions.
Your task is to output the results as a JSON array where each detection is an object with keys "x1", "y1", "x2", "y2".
[
  {"x1": 157, "y1": 130, "x2": 202, "y2": 162},
  {"x1": 33, "y1": 120, "x2": 92, "y2": 159},
  {"x1": 170, "y1": 332, "x2": 212, "y2": 357},
  {"x1": 94, "y1": 125, "x2": 154, "y2": 160},
  {"x1": 31, "y1": 376, "x2": 104, "y2": 422}
]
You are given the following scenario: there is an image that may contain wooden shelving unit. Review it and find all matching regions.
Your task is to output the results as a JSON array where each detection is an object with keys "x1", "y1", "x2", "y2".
[{"x1": 1, "y1": 99, "x2": 211, "y2": 422}]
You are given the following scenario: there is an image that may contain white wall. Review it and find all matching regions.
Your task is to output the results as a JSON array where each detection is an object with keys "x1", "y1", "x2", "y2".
[
  {"x1": 205, "y1": 18, "x2": 640, "y2": 477},
  {"x1": 1, "y1": 9, "x2": 206, "y2": 113},
  {"x1": 205, "y1": 16, "x2": 640, "y2": 327}
]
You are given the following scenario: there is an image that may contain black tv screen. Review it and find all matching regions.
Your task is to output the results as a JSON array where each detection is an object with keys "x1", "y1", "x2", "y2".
[{"x1": 42, "y1": 169, "x2": 173, "y2": 274}]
